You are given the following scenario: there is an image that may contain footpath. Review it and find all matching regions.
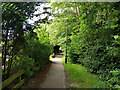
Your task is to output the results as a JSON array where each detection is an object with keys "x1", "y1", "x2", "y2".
[{"x1": 21, "y1": 54, "x2": 66, "y2": 88}]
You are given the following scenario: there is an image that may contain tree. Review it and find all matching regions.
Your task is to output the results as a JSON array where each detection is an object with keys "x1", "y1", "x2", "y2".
[
  {"x1": 48, "y1": 2, "x2": 120, "y2": 80},
  {"x1": 2, "y1": 2, "x2": 36, "y2": 79}
]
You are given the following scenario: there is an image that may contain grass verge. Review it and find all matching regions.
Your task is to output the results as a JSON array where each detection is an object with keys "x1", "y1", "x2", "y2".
[
  {"x1": 62, "y1": 56, "x2": 105, "y2": 88},
  {"x1": 0, "y1": 53, "x2": 2, "y2": 57}
]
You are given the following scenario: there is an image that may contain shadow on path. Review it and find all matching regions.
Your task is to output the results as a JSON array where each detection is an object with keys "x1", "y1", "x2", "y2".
[
  {"x1": 21, "y1": 61, "x2": 52, "y2": 88},
  {"x1": 21, "y1": 54, "x2": 66, "y2": 88},
  {"x1": 39, "y1": 54, "x2": 66, "y2": 88}
]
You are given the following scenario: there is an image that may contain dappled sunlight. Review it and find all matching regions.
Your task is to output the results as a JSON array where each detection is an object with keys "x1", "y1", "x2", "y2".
[
  {"x1": 2, "y1": 2, "x2": 120, "y2": 89},
  {"x1": 51, "y1": 55, "x2": 63, "y2": 64}
]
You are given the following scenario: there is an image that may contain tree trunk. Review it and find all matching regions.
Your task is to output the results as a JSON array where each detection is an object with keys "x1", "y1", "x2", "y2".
[{"x1": 3, "y1": 29, "x2": 9, "y2": 79}]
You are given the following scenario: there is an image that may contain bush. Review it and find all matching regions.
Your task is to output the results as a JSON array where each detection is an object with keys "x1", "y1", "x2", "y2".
[
  {"x1": 24, "y1": 31, "x2": 53, "y2": 67},
  {"x1": 66, "y1": 3, "x2": 120, "y2": 82}
]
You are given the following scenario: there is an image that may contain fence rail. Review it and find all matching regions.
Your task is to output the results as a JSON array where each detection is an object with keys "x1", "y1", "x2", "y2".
[
  {"x1": 2, "y1": 70, "x2": 25, "y2": 88},
  {"x1": 2, "y1": 61, "x2": 40, "y2": 89}
]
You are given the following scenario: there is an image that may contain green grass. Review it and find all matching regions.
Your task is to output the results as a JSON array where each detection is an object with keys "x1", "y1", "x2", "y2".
[
  {"x1": 0, "y1": 53, "x2": 2, "y2": 57},
  {"x1": 62, "y1": 57, "x2": 105, "y2": 88}
]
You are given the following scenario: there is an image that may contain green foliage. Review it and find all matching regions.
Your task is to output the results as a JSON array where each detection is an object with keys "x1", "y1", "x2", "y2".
[
  {"x1": 24, "y1": 24, "x2": 53, "y2": 66},
  {"x1": 49, "y1": 2, "x2": 120, "y2": 88},
  {"x1": 2, "y1": 2, "x2": 36, "y2": 79},
  {"x1": 20, "y1": 56, "x2": 34, "y2": 78},
  {"x1": 21, "y1": 56, "x2": 34, "y2": 70},
  {"x1": 104, "y1": 69, "x2": 120, "y2": 88},
  {"x1": 32, "y1": 67, "x2": 40, "y2": 71}
]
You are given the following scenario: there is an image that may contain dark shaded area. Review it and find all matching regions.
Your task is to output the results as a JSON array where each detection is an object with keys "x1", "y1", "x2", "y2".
[
  {"x1": 20, "y1": 61, "x2": 52, "y2": 89},
  {"x1": 2, "y1": 61, "x2": 52, "y2": 89},
  {"x1": 53, "y1": 45, "x2": 60, "y2": 55}
]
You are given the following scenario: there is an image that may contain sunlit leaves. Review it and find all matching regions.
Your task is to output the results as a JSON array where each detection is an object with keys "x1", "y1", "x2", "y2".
[
  {"x1": 114, "y1": 35, "x2": 119, "y2": 40},
  {"x1": 49, "y1": 3, "x2": 120, "y2": 86}
]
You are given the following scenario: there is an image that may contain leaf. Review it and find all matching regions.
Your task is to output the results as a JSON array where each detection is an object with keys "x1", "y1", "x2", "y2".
[{"x1": 114, "y1": 35, "x2": 119, "y2": 39}]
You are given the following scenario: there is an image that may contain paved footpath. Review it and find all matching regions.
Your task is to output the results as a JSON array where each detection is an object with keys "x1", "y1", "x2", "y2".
[
  {"x1": 40, "y1": 55, "x2": 66, "y2": 88},
  {"x1": 21, "y1": 55, "x2": 66, "y2": 88}
]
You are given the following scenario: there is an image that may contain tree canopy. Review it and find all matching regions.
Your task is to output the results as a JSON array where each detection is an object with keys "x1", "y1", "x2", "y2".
[
  {"x1": 47, "y1": 2, "x2": 120, "y2": 88},
  {"x1": 1, "y1": 1, "x2": 120, "y2": 88}
]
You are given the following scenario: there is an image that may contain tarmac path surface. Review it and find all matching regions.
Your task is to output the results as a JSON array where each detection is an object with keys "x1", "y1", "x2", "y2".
[
  {"x1": 21, "y1": 54, "x2": 66, "y2": 88},
  {"x1": 40, "y1": 54, "x2": 66, "y2": 88}
]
